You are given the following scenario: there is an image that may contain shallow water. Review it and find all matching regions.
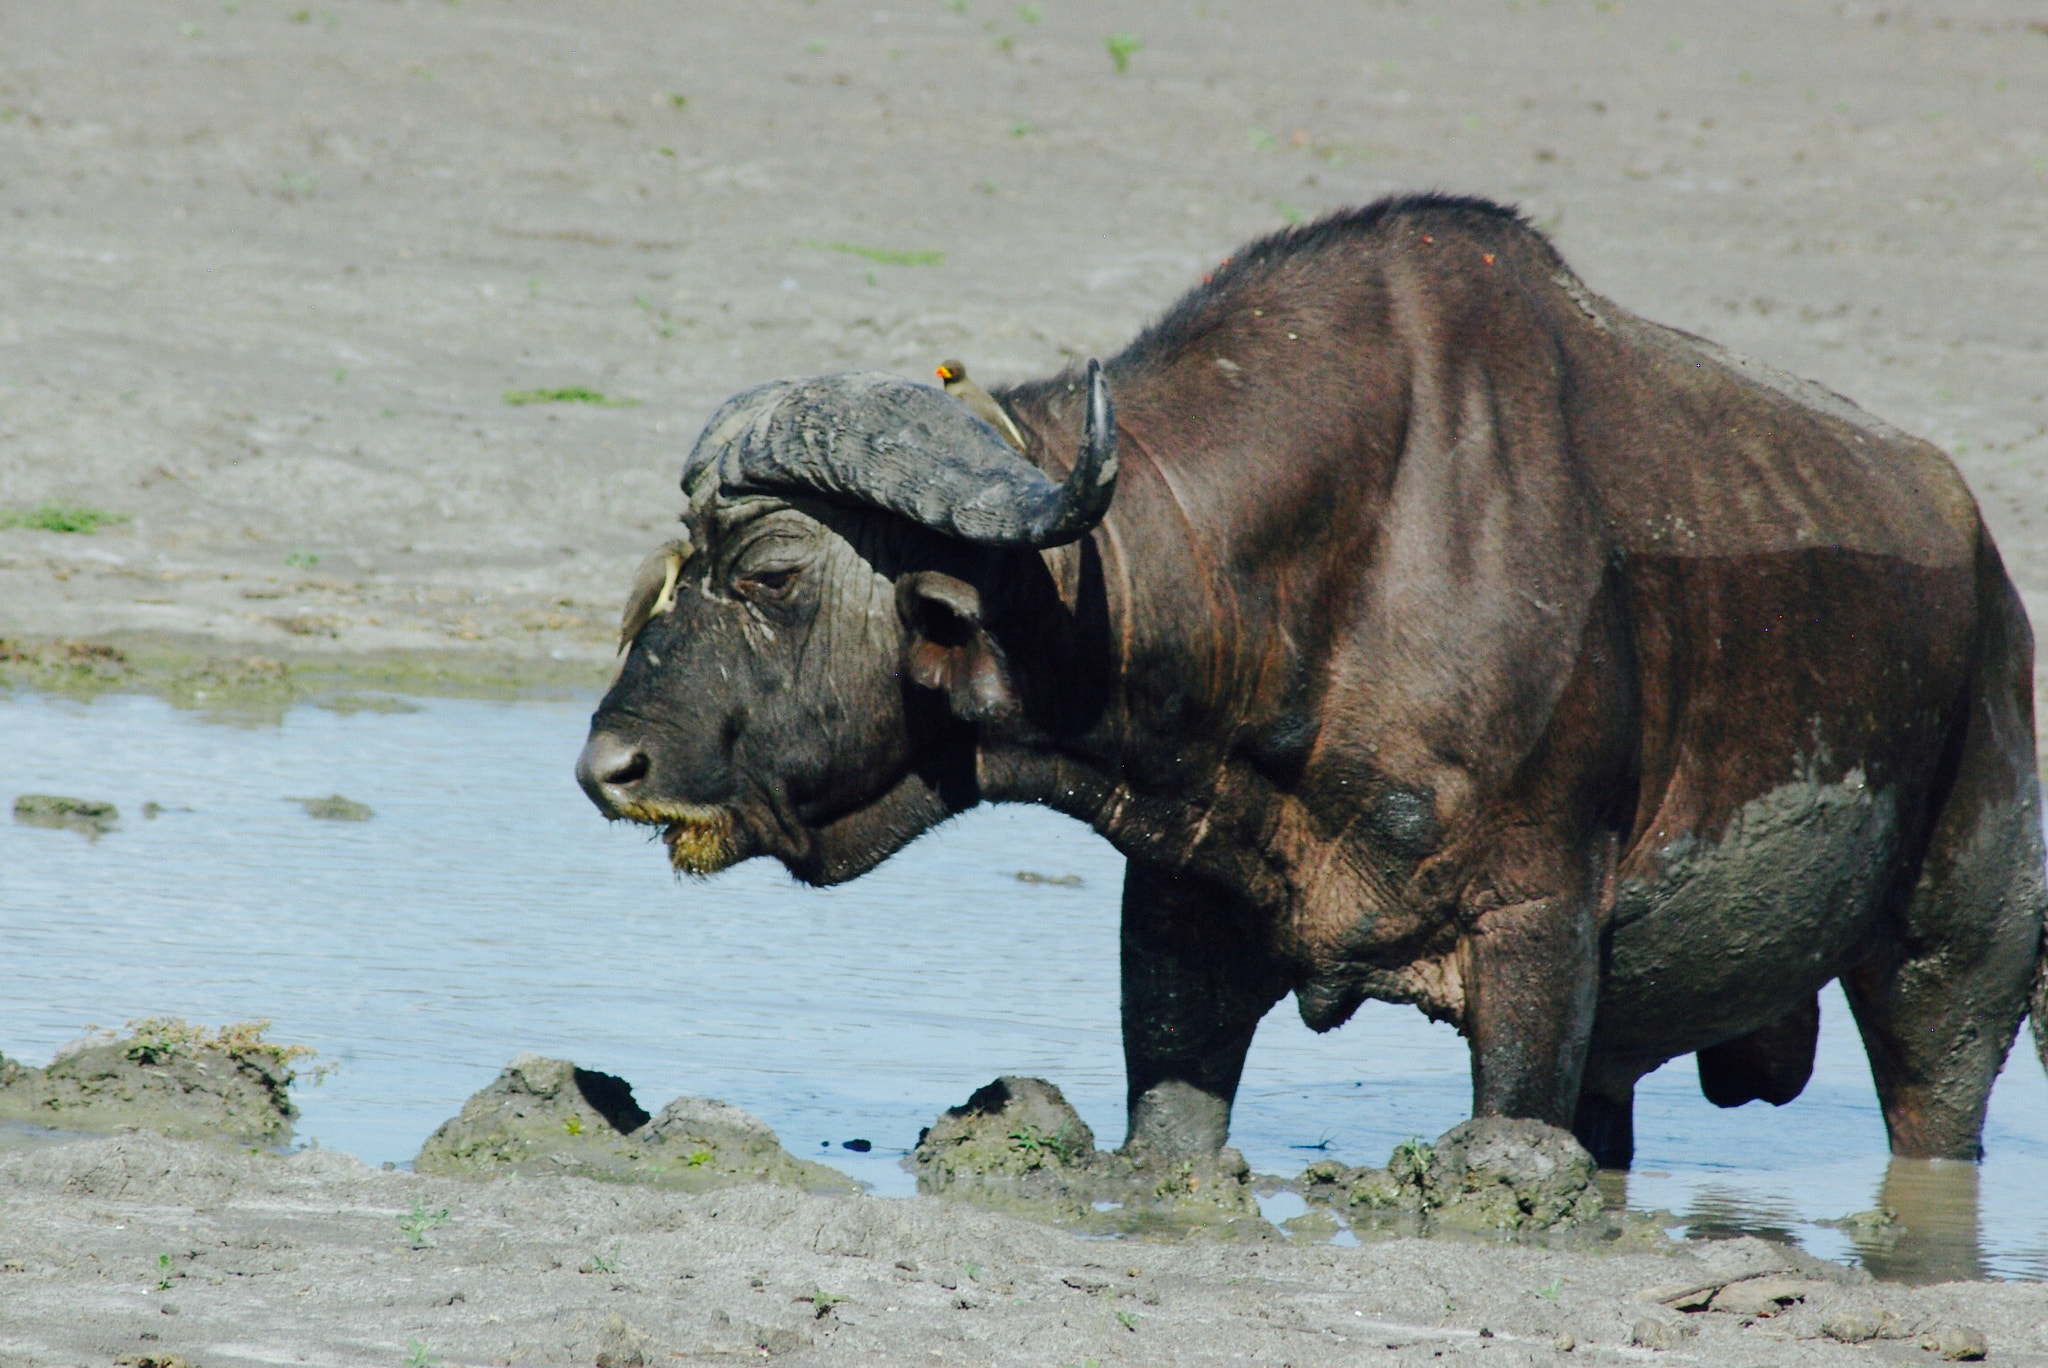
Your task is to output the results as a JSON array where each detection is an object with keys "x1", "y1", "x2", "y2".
[{"x1": 2, "y1": 689, "x2": 2044, "y2": 1280}]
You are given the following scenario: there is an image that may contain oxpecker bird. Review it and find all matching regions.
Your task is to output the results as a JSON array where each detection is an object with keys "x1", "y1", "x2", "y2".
[{"x1": 936, "y1": 359, "x2": 1027, "y2": 453}]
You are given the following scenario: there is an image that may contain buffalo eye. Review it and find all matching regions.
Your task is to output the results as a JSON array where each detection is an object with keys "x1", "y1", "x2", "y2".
[{"x1": 735, "y1": 566, "x2": 799, "y2": 601}]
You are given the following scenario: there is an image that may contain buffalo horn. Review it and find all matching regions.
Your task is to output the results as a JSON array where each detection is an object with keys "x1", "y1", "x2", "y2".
[
  {"x1": 684, "y1": 359, "x2": 1117, "y2": 549},
  {"x1": 617, "y1": 536, "x2": 690, "y2": 653}
]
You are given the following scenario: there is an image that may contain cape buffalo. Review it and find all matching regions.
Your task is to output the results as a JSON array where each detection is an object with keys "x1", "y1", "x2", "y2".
[{"x1": 577, "y1": 194, "x2": 2047, "y2": 1169}]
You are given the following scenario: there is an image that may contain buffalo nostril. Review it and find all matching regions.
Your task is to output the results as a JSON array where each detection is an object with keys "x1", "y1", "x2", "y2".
[
  {"x1": 577, "y1": 731, "x2": 652, "y2": 809},
  {"x1": 602, "y1": 750, "x2": 650, "y2": 787}
]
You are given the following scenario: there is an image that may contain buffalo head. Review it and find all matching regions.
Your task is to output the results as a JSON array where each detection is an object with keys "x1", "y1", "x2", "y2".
[{"x1": 575, "y1": 361, "x2": 1116, "y2": 884}]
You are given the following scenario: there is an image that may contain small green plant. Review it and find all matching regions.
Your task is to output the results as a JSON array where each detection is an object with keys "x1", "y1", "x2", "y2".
[
  {"x1": 588, "y1": 1242, "x2": 621, "y2": 1274},
  {"x1": 1105, "y1": 31, "x2": 1140, "y2": 73},
  {"x1": 1154, "y1": 1158, "x2": 1200, "y2": 1198},
  {"x1": 286, "y1": 549, "x2": 319, "y2": 567},
  {"x1": 1114, "y1": 1306, "x2": 1138, "y2": 1331},
  {"x1": 685, "y1": 1148, "x2": 713, "y2": 1168},
  {"x1": 802, "y1": 1287, "x2": 847, "y2": 1317},
  {"x1": 1273, "y1": 199, "x2": 1306, "y2": 225},
  {"x1": 399, "y1": 1198, "x2": 451, "y2": 1248},
  {"x1": 667, "y1": 92, "x2": 688, "y2": 108},
  {"x1": 1389, "y1": 1136, "x2": 1433, "y2": 1181},
  {"x1": 802, "y1": 240, "x2": 945, "y2": 267},
  {"x1": 991, "y1": 32, "x2": 1014, "y2": 52},
  {"x1": 1536, "y1": 1275, "x2": 1563, "y2": 1300},
  {"x1": 962, "y1": 1261, "x2": 982, "y2": 1281},
  {"x1": 1010, "y1": 120, "x2": 1035, "y2": 136},
  {"x1": 117, "y1": 1018, "x2": 325, "y2": 1083},
  {"x1": 563, "y1": 1115, "x2": 584, "y2": 1137},
  {"x1": 1018, "y1": 2, "x2": 1041, "y2": 22},
  {"x1": 155, "y1": 1252, "x2": 174, "y2": 1291},
  {"x1": 1008, "y1": 1121, "x2": 1086, "y2": 1167},
  {"x1": 503, "y1": 387, "x2": 640, "y2": 407},
  {"x1": 0, "y1": 503, "x2": 130, "y2": 534},
  {"x1": 943, "y1": 0, "x2": 965, "y2": 11},
  {"x1": 280, "y1": 170, "x2": 319, "y2": 199},
  {"x1": 331, "y1": 366, "x2": 348, "y2": 383},
  {"x1": 405, "y1": 1337, "x2": 438, "y2": 1368}
]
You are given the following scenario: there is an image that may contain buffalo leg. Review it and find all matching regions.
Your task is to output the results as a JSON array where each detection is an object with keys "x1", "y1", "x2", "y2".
[
  {"x1": 1462, "y1": 892, "x2": 1600, "y2": 1129},
  {"x1": 1572, "y1": 1059, "x2": 1643, "y2": 1169},
  {"x1": 1843, "y1": 667, "x2": 2045, "y2": 1159},
  {"x1": 1120, "y1": 862, "x2": 1288, "y2": 1159},
  {"x1": 1696, "y1": 995, "x2": 1822, "y2": 1108}
]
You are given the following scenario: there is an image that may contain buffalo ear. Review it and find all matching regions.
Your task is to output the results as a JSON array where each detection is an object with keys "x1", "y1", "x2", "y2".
[{"x1": 896, "y1": 571, "x2": 1017, "y2": 723}]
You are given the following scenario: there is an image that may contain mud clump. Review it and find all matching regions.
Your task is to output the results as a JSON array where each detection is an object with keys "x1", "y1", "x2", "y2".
[
  {"x1": 0, "y1": 1018, "x2": 310, "y2": 1144},
  {"x1": 915, "y1": 1076, "x2": 1096, "y2": 1180},
  {"x1": 909, "y1": 1075, "x2": 1266, "y2": 1238},
  {"x1": 294, "y1": 793, "x2": 373, "y2": 821},
  {"x1": 1301, "y1": 1117, "x2": 1605, "y2": 1236},
  {"x1": 414, "y1": 1053, "x2": 855, "y2": 1193},
  {"x1": 1426, "y1": 1116, "x2": 1605, "y2": 1230},
  {"x1": 13, "y1": 793, "x2": 119, "y2": 837}
]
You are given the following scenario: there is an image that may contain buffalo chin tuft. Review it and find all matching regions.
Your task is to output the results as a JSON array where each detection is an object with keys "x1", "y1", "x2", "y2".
[
  {"x1": 663, "y1": 815, "x2": 739, "y2": 875},
  {"x1": 607, "y1": 797, "x2": 741, "y2": 875}
]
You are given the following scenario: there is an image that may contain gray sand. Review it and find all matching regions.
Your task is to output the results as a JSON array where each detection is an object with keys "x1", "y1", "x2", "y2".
[
  {"x1": 5, "y1": 1131, "x2": 2047, "y2": 1368},
  {"x1": 1, "y1": 1, "x2": 2044, "y2": 1358},
  {"x1": 0, "y1": 1, "x2": 2043, "y2": 720}
]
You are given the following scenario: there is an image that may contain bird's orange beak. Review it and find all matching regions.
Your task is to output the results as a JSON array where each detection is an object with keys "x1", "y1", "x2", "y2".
[{"x1": 936, "y1": 364, "x2": 958, "y2": 382}]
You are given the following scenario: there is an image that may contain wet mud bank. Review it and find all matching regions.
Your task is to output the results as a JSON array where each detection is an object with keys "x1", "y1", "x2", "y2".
[
  {"x1": 0, "y1": 634, "x2": 606, "y2": 720},
  {"x1": 1, "y1": 1035, "x2": 2041, "y2": 1364},
  {"x1": 5, "y1": 1128, "x2": 2044, "y2": 1368},
  {"x1": 414, "y1": 1054, "x2": 856, "y2": 1195},
  {"x1": 0, "y1": 1019, "x2": 308, "y2": 1145}
]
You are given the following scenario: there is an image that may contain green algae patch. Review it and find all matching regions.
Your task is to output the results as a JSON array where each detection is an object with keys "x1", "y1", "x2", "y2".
[
  {"x1": 0, "y1": 634, "x2": 609, "y2": 721},
  {"x1": 294, "y1": 794, "x2": 373, "y2": 821},
  {"x1": 14, "y1": 794, "x2": 119, "y2": 838},
  {"x1": 315, "y1": 693, "x2": 421, "y2": 716},
  {"x1": 0, "y1": 1017, "x2": 317, "y2": 1145},
  {"x1": 910, "y1": 1076, "x2": 1272, "y2": 1240},
  {"x1": 415, "y1": 1054, "x2": 857, "y2": 1195},
  {"x1": 503, "y1": 386, "x2": 640, "y2": 407},
  {"x1": 0, "y1": 502, "x2": 130, "y2": 534}
]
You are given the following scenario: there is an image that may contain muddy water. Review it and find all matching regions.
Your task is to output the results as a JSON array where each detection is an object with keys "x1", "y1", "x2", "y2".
[{"x1": 2, "y1": 690, "x2": 2044, "y2": 1280}]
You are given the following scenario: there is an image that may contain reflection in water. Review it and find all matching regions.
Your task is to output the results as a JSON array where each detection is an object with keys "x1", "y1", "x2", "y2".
[
  {"x1": 1678, "y1": 1184, "x2": 1808, "y2": 1246},
  {"x1": 1, "y1": 691, "x2": 2044, "y2": 1281},
  {"x1": 1856, "y1": 1159, "x2": 1985, "y2": 1285},
  {"x1": 1603, "y1": 1148, "x2": 2006, "y2": 1283}
]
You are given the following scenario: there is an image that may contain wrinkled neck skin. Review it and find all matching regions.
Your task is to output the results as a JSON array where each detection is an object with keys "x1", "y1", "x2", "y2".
[
  {"x1": 783, "y1": 764, "x2": 961, "y2": 885},
  {"x1": 962, "y1": 399, "x2": 1345, "y2": 932}
]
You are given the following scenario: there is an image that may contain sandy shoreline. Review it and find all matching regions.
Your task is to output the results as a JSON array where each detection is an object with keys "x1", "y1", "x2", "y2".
[
  {"x1": 5, "y1": 1128, "x2": 2047, "y2": 1368},
  {"x1": 3, "y1": 1, "x2": 2046, "y2": 1359},
  {"x1": 2, "y1": 2, "x2": 2045, "y2": 680}
]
